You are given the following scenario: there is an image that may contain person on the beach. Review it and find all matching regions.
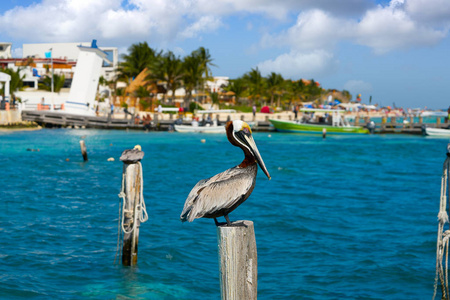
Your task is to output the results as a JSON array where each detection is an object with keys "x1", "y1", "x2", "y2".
[{"x1": 293, "y1": 105, "x2": 298, "y2": 120}]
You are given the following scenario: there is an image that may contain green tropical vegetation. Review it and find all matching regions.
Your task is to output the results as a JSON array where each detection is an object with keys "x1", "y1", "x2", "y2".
[
  {"x1": 0, "y1": 41, "x2": 352, "y2": 114},
  {"x1": 111, "y1": 41, "x2": 353, "y2": 112},
  {"x1": 0, "y1": 67, "x2": 25, "y2": 97},
  {"x1": 38, "y1": 74, "x2": 66, "y2": 93}
]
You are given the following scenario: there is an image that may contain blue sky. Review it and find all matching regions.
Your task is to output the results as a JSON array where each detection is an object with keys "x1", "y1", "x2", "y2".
[{"x1": 0, "y1": 0, "x2": 449, "y2": 109}]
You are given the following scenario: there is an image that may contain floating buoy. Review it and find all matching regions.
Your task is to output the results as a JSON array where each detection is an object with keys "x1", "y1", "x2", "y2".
[
  {"x1": 109, "y1": 143, "x2": 113, "y2": 146},
  {"x1": 268, "y1": 134, "x2": 272, "y2": 138},
  {"x1": 107, "y1": 157, "x2": 115, "y2": 162},
  {"x1": 65, "y1": 158, "x2": 70, "y2": 162},
  {"x1": 201, "y1": 139, "x2": 206, "y2": 143}
]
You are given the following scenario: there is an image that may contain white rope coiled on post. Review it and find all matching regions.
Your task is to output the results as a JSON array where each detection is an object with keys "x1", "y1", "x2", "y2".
[{"x1": 118, "y1": 162, "x2": 148, "y2": 235}]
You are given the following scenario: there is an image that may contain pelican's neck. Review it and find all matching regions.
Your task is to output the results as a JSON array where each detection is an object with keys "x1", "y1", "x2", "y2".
[{"x1": 239, "y1": 153, "x2": 256, "y2": 168}]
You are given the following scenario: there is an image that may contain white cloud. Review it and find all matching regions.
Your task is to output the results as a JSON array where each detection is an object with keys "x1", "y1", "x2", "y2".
[
  {"x1": 0, "y1": 0, "x2": 449, "y2": 63},
  {"x1": 178, "y1": 16, "x2": 223, "y2": 39},
  {"x1": 193, "y1": 0, "x2": 373, "y2": 19},
  {"x1": 261, "y1": 10, "x2": 354, "y2": 51},
  {"x1": 355, "y1": 2, "x2": 447, "y2": 53},
  {"x1": 257, "y1": 50, "x2": 338, "y2": 79},
  {"x1": 405, "y1": 0, "x2": 450, "y2": 26},
  {"x1": 343, "y1": 80, "x2": 373, "y2": 95}
]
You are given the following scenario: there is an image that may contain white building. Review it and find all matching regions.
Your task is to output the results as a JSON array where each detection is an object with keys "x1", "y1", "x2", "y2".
[
  {"x1": 0, "y1": 43, "x2": 12, "y2": 59},
  {"x1": 23, "y1": 41, "x2": 118, "y2": 81},
  {"x1": 206, "y1": 76, "x2": 229, "y2": 93}
]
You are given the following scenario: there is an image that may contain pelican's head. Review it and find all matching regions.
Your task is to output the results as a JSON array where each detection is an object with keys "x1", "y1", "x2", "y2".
[{"x1": 227, "y1": 120, "x2": 271, "y2": 180}]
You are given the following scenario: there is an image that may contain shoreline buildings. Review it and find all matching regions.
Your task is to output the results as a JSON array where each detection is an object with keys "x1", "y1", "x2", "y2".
[
  {"x1": 0, "y1": 41, "x2": 118, "y2": 90},
  {"x1": 0, "y1": 40, "x2": 231, "y2": 115}
]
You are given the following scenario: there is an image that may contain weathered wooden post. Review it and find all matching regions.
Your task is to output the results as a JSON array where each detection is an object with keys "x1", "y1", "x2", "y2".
[
  {"x1": 119, "y1": 145, "x2": 147, "y2": 266},
  {"x1": 79, "y1": 140, "x2": 88, "y2": 161},
  {"x1": 217, "y1": 221, "x2": 257, "y2": 300}
]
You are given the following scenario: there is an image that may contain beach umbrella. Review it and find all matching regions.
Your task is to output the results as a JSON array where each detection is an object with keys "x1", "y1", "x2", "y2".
[{"x1": 261, "y1": 106, "x2": 271, "y2": 113}]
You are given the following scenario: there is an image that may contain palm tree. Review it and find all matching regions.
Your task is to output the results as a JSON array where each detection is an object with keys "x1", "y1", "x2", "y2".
[
  {"x1": 304, "y1": 79, "x2": 323, "y2": 102},
  {"x1": 39, "y1": 74, "x2": 65, "y2": 93},
  {"x1": 135, "y1": 85, "x2": 152, "y2": 111},
  {"x1": 149, "y1": 51, "x2": 183, "y2": 104},
  {"x1": 183, "y1": 53, "x2": 204, "y2": 109},
  {"x1": 0, "y1": 68, "x2": 25, "y2": 97},
  {"x1": 118, "y1": 42, "x2": 161, "y2": 82},
  {"x1": 265, "y1": 72, "x2": 284, "y2": 107},
  {"x1": 287, "y1": 79, "x2": 306, "y2": 105},
  {"x1": 243, "y1": 68, "x2": 264, "y2": 105},
  {"x1": 193, "y1": 47, "x2": 216, "y2": 80},
  {"x1": 224, "y1": 77, "x2": 247, "y2": 105}
]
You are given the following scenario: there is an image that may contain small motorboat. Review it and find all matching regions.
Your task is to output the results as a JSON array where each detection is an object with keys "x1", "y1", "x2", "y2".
[
  {"x1": 269, "y1": 108, "x2": 369, "y2": 135},
  {"x1": 174, "y1": 120, "x2": 225, "y2": 133},
  {"x1": 423, "y1": 127, "x2": 450, "y2": 137}
]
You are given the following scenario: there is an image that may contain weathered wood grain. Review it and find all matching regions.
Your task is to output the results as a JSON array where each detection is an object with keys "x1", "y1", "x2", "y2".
[
  {"x1": 217, "y1": 220, "x2": 257, "y2": 300},
  {"x1": 121, "y1": 162, "x2": 142, "y2": 266}
]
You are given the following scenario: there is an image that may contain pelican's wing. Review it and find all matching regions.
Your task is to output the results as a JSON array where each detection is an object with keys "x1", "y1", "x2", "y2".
[{"x1": 180, "y1": 166, "x2": 256, "y2": 222}]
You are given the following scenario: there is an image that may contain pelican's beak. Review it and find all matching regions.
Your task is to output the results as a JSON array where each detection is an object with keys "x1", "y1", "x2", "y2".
[{"x1": 243, "y1": 134, "x2": 271, "y2": 180}]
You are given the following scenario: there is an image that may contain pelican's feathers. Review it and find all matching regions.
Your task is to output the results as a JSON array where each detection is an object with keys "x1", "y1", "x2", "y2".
[{"x1": 180, "y1": 163, "x2": 257, "y2": 222}]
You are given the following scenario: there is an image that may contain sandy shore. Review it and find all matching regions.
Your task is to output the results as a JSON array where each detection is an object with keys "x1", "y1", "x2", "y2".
[{"x1": 0, "y1": 125, "x2": 42, "y2": 132}]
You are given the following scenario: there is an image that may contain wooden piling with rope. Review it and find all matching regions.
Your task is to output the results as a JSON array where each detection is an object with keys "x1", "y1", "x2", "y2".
[
  {"x1": 217, "y1": 220, "x2": 257, "y2": 300},
  {"x1": 79, "y1": 140, "x2": 88, "y2": 161},
  {"x1": 118, "y1": 145, "x2": 147, "y2": 266},
  {"x1": 433, "y1": 143, "x2": 450, "y2": 300}
]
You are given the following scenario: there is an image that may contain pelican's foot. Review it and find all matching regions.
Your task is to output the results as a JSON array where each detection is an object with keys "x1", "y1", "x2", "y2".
[
  {"x1": 214, "y1": 218, "x2": 227, "y2": 227},
  {"x1": 224, "y1": 215, "x2": 231, "y2": 226}
]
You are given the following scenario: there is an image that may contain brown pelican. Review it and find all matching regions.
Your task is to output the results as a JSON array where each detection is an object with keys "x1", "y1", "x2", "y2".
[{"x1": 180, "y1": 120, "x2": 271, "y2": 226}]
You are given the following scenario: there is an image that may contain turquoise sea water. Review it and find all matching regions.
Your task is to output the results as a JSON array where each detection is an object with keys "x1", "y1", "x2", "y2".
[{"x1": 0, "y1": 129, "x2": 449, "y2": 299}]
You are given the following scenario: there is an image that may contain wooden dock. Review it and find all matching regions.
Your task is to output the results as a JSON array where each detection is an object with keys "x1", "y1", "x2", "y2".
[
  {"x1": 21, "y1": 110, "x2": 448, "y2": 134},
  {"x1": 354, "y1": 116, "x2": 449, "y2": 135},
  {"x1": 21, "y1": 110, "x2": 275, "y2": 132}
]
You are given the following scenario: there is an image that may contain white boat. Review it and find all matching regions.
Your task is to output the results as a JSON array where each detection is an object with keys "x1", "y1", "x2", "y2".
[
  {"x1": 421, "y1": 111, "x2": 448, "y2": 117},
  {"x1": 424, "y1": 127, "x2": 450, "y2": 137},
  {"x1": 174, "y1": 121, "x2": 225, "y2": 133},
  {"x1": 196, "y1": 109, "x2": 236, "y2": 114}
]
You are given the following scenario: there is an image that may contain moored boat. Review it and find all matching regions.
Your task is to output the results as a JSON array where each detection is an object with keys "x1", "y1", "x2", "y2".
[
  {"x1": 423, "y1": 127, "x2": 450, "y2": 137},
  {"x1": 420, "y1": 111, "x2": 448, "y2": 118},
  {"x1": 269, "y1": 108, "x2": 369, "y2": 134},
  {"x1": 174, "y1": 121, "x2": 225, "y2": 133}
]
